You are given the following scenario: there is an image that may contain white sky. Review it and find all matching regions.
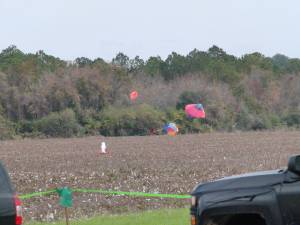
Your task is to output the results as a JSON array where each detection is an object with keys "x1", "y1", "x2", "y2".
[{"x1": 1, "y1": 0, "x2": 299, "y2": 60}]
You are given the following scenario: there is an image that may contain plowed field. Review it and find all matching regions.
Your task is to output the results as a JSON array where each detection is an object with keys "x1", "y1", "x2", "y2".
[{"x1": 1, "y1": 131, "x2": 300, "y2": 222}]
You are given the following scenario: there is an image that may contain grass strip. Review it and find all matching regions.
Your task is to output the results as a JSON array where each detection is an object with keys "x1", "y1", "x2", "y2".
[{"x1": 29, "y1": 208, "x2": 190, "y2": 225}]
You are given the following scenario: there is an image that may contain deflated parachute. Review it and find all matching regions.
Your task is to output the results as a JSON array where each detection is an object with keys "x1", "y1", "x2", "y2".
[{"x1": 162, "y1": 123, "x2": 179, "y2": 136}]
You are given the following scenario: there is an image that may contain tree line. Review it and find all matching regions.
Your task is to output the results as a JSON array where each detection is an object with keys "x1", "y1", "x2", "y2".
[{"x1": 0, "y1": 45, "x2": 300, "y2": 139}]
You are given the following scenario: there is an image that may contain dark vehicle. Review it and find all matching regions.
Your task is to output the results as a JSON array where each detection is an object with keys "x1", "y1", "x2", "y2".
[
  {"x1": 0, "y1": 161, "x2": 22, "y2": 225},
  {"x1": 190, "y1": 155, "x2": 300, "y2": 225}
]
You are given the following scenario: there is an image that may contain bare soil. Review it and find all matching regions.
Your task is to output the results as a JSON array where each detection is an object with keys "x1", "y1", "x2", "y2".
[{"x1": 1, "y1": 131, "x2": 300, "y2": 222}]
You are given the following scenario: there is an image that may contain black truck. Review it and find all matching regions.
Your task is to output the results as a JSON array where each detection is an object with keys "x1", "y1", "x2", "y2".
[
  {"x1": 190, "y1": 155, "x2": 300, "y2": 225},
  {"x1": 0, "y1": 161, "x2": 22, "y2": 225}
]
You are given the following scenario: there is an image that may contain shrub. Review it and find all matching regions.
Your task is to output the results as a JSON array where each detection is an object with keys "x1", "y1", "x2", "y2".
[
  {"x1": 0, "y1": 115, "x2": 15, "y2": 140},
  {"x1": 235, "y1": 108, "x2": 279, "y2": 131},
  {"x1": 17, "y1": 120, "x2": 45, "y2": 138},
  {"x1": 18, "y1": 120, "x2": 35, "y2": 133},
  {"x1": 235, "y1": 109, "x2": 256, "y2": 131},
  {"x1": 35, "y1": 109, "x2": 82, "y2": 137},
  {"x1": 267, "y1": 114, "x2": 282, "y2": 128},
  {"x1": 76, "y1": 109, "x2": 101, "y2": 135},
  {"x1": 283, "y1": 112, "x2": 300, "y2": 128},
  {"x1": 100, "y1": 104, "x2": 165, "y2": 136},
  {"x1": 250, "y1": 117, "x2": 268, "y2": 130}
]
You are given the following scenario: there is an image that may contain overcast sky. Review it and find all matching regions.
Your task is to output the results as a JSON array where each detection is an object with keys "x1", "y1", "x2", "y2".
[{"x1": 1, "y1": 0, "x2": 299, "y2": 61}]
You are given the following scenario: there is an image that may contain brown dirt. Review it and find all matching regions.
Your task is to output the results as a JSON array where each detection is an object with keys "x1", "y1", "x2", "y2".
[{"x1": 1, "y1": 131, "x2": 300, "y2": 222}]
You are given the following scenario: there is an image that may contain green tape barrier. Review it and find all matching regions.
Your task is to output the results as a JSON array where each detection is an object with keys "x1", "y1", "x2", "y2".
[
  {"x1": 19, "y1": 188, "x2": 190, "y2": 200},
  {"x1": 20, "y1": 190, "x2": 57, "y2": 200},
  {"x1": 74, "y1": 188, "x2": 190, "y2": 199}
]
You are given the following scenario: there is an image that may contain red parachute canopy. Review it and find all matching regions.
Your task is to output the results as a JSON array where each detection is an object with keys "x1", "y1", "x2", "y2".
[
  {"x1": 185, "y1": 104, "x2": 205, "y2": 119},
  {"x1": 130, "y1": 91, "x2": 138, "y2": 101}
]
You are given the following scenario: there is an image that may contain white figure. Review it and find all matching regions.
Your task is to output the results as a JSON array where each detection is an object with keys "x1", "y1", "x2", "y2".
[{"x1": 101, "y1": 141, "x2": 107, "y2": 154}]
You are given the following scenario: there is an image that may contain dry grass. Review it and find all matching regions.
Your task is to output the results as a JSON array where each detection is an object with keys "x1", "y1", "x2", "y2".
[{"x1": 1, "y1": 131, "x2": 300, "y2": 222}]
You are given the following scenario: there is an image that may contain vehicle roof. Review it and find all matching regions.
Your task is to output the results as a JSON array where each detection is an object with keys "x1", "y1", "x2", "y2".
[
  {"x1": 192, "y1": 169, "x2": 285, "y2": 196},
  {"x1": 218, "y1": 169, "x2": 285, "y2": 180}
]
